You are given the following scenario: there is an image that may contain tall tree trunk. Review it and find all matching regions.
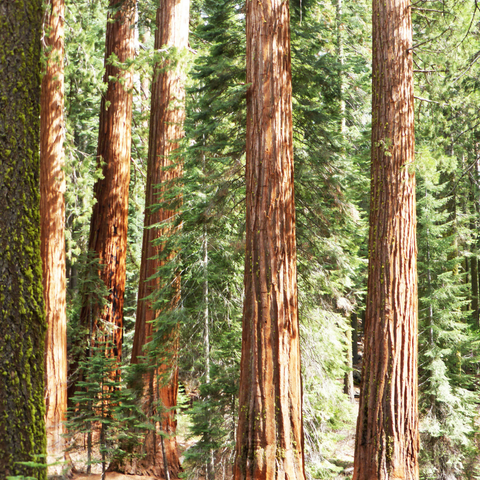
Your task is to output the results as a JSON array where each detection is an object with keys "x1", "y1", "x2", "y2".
[
  {"x1": 234, "y1": 1, "x2": 305, "y2": 479},
  {"x1": 353, "y1": 0, "x2": 419, "y2": 477},
  {"x1": 40, "y1": 0, "x2": 67, "y2": 472},
  {"x1": 0, "y1": 1, "x2": 47, "y2": 478},
  {"x1": 469, "y1": 173, "x2": 479, "y2": 327},
  {"x1": 77, "y1": 0, "x2": 135, "y2": 373},
  {"x1": 129, "y1": 1, "x2": 190, "y2": 477},
  {"x1": 203, "y1": 228, "x2": 215, "y2": 480},
  {"x1": 335, "y1": 0, "x2": 346, "y2": 134}
]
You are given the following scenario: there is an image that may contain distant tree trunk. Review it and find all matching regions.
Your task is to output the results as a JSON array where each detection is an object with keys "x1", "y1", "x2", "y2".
[
  {"x1": 335, "y1": 0, "x2": 346, "y2": 134},
  {"x1": 203, "y1": 229, "x2": 215, "y2": 480},
  {"x1": 0, "y1": 1, "x2": 47, "y2": 478},
  {"x1": 351, "y1": 312, "x2": 359, "y2": 364},
  {"x1": 128, "y1": 0, "x2": 190, "y2": 477},
  {"x1": 76, "y1": 0, "x2": 135, "y2": 377},
  {"x1": 40, "y1": 0, "x2": 67, "y2": 472},
  {"x1": 343, "y1": 326, "x2": 354, "y2": 402},
  {"x1": 353, "y1": 0, "x2": 419, "y2": 477},
  {"x1": 234, "y1": 0, "x2": 305, "y2": 479},
  {"x1": 469, "y1": 175, "x2": 479, "y2": 327}
]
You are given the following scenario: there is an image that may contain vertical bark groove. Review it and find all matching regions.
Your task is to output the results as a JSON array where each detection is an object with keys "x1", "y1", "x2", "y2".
[
  {"x1": 40, "y1": 0, "x2": 67, "y2": 471},
  {"x1": 129, "y1": 0, "x2": 190, "y2": 477},
  {"x1": 353, "y1": 0, "x2": 419, "y2": 478},
  {"x1": 234, "y1": 1, "x2": 305, "y2": 479},
  {"x1": 78, "y1": 0, "x2": 135, "y2": 366}
]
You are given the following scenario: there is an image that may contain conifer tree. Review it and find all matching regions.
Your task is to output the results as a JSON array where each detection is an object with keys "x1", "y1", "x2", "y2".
[
  {"x1": 129, "y1": 0, "x2": 190, "y2": 476},
  {"x1": 409, "y1": 3, "x2": 480, "y2": 473},
  {"x1": 78, "y1": 0, "x2": 135, "y2": 370},
  {"x1": 416, "y1": 163, "x2": 478, "y2": 479},
  {"x1": 353, "y1": 0, "x2": 419, "y2": 476},
  {"x1": 40, "y1": 0, "x2": 68, "y2": 470},
  {"x1": 67, "y1": 341, "x2": 123, "y2": 478},
  {"x1": 179, "y1": 2, "x2": 246, "y2": 475},
  {"x1": 63, "y1": 0, "x2": 107, "y2": 278},
  {"x1": 234, "y1": 0, "x2": 306, "y2": 478},
  {"x1": 0, "y1": 0, "x2": 47, "y2": 477}
]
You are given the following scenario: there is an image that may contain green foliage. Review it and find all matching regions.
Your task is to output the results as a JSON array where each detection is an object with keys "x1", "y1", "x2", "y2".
[
  {"x1": 411, "y1": 2, "x2": 480, "y2": 476},
  {"x1": 64, "y1": 0, "x2": 107, "y2": 268},
  {"x1": 175, "y1": 1, "x2": 370, "y2": 477},
  {"x1": 55, "y1": 0, "x2": 480, "y2": 477},
  {"x1": 417, "y1": 163, "x2": 480, "y2": 479},
  {"x1": 301, "y1": 308, "x2": 355, "y2": 479}
]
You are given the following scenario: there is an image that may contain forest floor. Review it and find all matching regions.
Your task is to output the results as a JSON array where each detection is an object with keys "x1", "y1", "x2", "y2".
[
  {"x1": 66, "y1": 352, "x2": 362, "y2": 480},
  {"x1": 72, "y1": 475, "x2": 156, "y2": 480},
  {"x1": 67, "y1": 419, "x2": 357, "y2": 479}
]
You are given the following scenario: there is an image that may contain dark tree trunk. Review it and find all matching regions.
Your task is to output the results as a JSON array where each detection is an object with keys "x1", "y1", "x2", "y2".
[
  {"x1": 128, "y1": 0, "x2": 190, "y2": 477},
  {"x1": 469, "y1": 175, "x2": 479, "y2": 327},
  {"x1": 0, "y1": 1, "x2": 47, "y2": 478},
  {"x1": 353, "y1": 0, "x2": 419, "y2": 477},
  {"x1": 351, "y1": 312, "x2": 359, "y2": 365},
  {"x1": 344, "y1": 327, "x2": 355, "y2": 402},
  {"x1": 40, "y1": 0, "x2": 68, "y2": 472},
  {"x1": 76, "y1": 0, "x2": 135, "y2": 377},
  {"x1": 234, "y1": 1, "x2": 305, "y2": 478}
]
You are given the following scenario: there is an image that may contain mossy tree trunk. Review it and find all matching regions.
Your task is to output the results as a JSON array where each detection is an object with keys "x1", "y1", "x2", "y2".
[
  {"x1": 76, "y1": 0, "x2": 135, "y2": 376},
  {"x1": 353, "y1": 0, "x2": 419, "y2": 477},
  {"x1": 128, "y1": 0, "x2": 190, "y2": 477},
  {"x1": 234, "y1": 0, "x2": 306, "y2": 478},
  {"x1": 0, "y1": 0, "x2": 47, "y2": 478},
  {"x1": 40, "y1": 0, "x2": 68, "y2": 472}
]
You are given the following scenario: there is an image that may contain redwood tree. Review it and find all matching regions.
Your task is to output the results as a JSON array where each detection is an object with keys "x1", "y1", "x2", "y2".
[
  {"x1": 78, "y1": 0, "x2": 135, "y2": 366},
  {"x1": 0, "y1": 0, "x2": 47, "y2": 477},
  {"x1": 40, "y1": 0, "x2": 67, "y2": 470},
  {"x1": 234, "y1": 0, "x2": 305, "y2": 478},
  {"x1": 353, "y1": 0, "x2": 419, "y2": 477},
  {"x1": 128, "y1": 0, "x2": 190, "y2": 477}
]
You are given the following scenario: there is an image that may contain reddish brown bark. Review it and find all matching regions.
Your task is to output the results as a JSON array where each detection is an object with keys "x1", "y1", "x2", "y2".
[
  {"x1": 353, "y1": 0, "x2": 419, "y2": 478},
  {"x1": 78, "y1": 0, "x2": 135, "y2": 364},
  {"x1": 234, "y1": 1, "x2": 305, "y2": 479},
  {"x1": 40, "y1": 0, "x2": 67, "y2": 471},
  {"x1": 127, "y1": 0, "x2": 190, "y2": 477}
]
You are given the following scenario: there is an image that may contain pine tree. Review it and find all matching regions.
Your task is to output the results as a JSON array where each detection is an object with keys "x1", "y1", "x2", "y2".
[
  {"x1": 67, "y1": 341, "x2": 123, "y2": 478},
  {"x1": 178, "y1": 2, "x2": 246, "y2": 475},
  {"x1": 63, "y1": 0, "x2": 107, "y2": 300},
  {"x1": 416, "y1": 159, "x2": 478, "y2": 479}
]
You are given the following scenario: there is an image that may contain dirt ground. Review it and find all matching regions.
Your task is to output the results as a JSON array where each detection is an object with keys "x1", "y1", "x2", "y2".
[{"x1": 71, "y1": 475, "x2": 157, "y2": 480}]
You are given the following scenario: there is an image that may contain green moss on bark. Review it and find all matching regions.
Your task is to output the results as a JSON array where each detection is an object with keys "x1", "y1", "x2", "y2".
[{"x1": 0, "y1": 0, "x2": 47, "y2": 478}]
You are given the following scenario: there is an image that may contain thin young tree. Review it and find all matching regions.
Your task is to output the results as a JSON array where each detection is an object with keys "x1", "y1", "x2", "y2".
[
  {"x1": 40, "y1": 0, "x2": 67, "y2": 470},
  {"x1": 0, "y1": 0, "x2": 47, "y2": 478},
  {"x1": 77, "y1": 0, "x2": 135, "y2": 368},
  {"x1": 234, "y1": 0, "x2": 305, "y2": 478},
  {"x1": 129, "y1": 0, "x2": 190, "y2": 476},
  {"x1": 353, "y1": 0, "x2": 418, "y2": 476}
]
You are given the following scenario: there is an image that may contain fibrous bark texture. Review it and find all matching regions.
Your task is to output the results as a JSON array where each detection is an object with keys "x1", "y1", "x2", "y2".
[
  {"x1": 353, "y1": 0, "x2": 418, "y2": 478},
  {"x1": 79, "y1": 0, "x2": 135, "y2": 364},
  {"x1": 128, "y1": 0, "x2": 190, "y2": 477},
  {"x1": 234, "y1": 1, "x2": 305, "y2": 479},
  {"x1": 0, "y1": 1, "x2": 47, "y2": 478},
  {"x1": 40, "y1": 0, "x2": 67, "y2": 471}
]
